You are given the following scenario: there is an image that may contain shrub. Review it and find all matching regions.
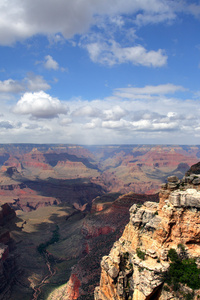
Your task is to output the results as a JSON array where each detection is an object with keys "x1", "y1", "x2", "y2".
[
  {"x1": 136, "y1": 248, "x2": 146, "y2": 260},
  {"x1": 168, "y1": 248, "x2": 179, "y2": 263},
  {"x1": 123, "y1": 252, "x2": 129, "y2": 260},
  {"x1": 178, "y1": 243, "x2": 186, "y2": 252},
  {"x1": 163, "y1": 285, "x2": 170, "y2": 292},
  {"x1": 166, "y1": 248, "x2": 200, "y2": 291}
]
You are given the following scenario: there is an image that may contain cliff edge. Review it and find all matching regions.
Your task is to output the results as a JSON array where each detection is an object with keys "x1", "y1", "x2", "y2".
[{"x1": 95, "y1": 170, "x2": 200, "y2": 300}]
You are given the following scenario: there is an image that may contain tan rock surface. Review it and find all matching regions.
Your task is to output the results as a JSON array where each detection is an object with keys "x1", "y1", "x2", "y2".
[{"x1": 95, "y1": 180, "x2": 200, "y2": 300}]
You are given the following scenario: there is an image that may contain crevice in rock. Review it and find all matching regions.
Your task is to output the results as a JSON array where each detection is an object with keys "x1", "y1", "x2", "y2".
[
  {"x1": 146, "y1": 283, "x2": 163, "y2": 300},
  {"x1": 162, "y1": 221, "x2": 176, "y2": 244}
]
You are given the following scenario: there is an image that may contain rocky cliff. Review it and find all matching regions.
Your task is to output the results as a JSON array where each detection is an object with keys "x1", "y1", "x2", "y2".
[
  {"x1": 0, "y1": 203, "x2": 19, "y2": 300},
  {"x1": 46, "y1": 193, "x2": 158, "y2": 300},
  {"x1": 95, "y1": 170, "x2": 200, "y2": 300}
]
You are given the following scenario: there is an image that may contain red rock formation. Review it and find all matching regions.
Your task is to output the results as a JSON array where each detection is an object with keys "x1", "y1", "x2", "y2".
[
  {"x1": 81, "y1": 222, "x2": 115, "y2": 239},
  {"x1": 0, "y1": 144, "x2": 199, "y2": 212},
  {"x1": 67, "y1": 274, "x2": 81, "y2": 300}
]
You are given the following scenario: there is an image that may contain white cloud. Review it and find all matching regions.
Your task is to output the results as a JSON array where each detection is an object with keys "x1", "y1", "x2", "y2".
[
  {"x1": 167, "y1": 111, "x2": 177, "y2": 118},
  {"x1": 72, "y1": 105, "x2": 102, "y2": 118},
  {"x1": 0, "y1": 0, "x2": 179, "y2": 46},
  {"x1": 130, "y1": 119, "x2": 178, "y2": 131},
  {"x1": 25, "y1": 73, "x2": 50, "y2": 91},
  {"x1": 103, "y1": 106, "x2": 127, "y2": 120},
  {"x1": 72, "y1": 105, "x2": 126, "y2": 121},
  {"x1": 13, "y1": 91, "x2": 68, "y2": 119},
  {"x1": 0, "y1": 79, "x2": 24, "y2": 93},
  {"x1": 59, "y1": 117, "x2": 73, "y2": 126},
  {"x1": 187, "y1": 3, "x2": 200, "y2": 18},
  {"x1": 0, "y1": 74, "x2": 50, "y2": 94},
  {"x1": 85, "y1": 41, "x2": 167, "y2": 67},
  {"x1": 102, "y1": 119, "x2": 130, "y2": 129},
  {"x1": 101, "y1": 118, "x2": 178, "y2": 132},
  {"x1": 113, "y1": 83, "x2": 186, "y2": 98},
  {"x1": 44, "y1": 55, "x2": 59, "y2": 70},
  {"x1": 0, "y1": 82, "x2": 199, "y2": 144},
  {"x1": 130, "y1": 110, "x2": 165, "y2": 121},
  {"x1": 0, "y1": 0, "x2": 194, "y2": 71},
  {"x1": 84, "y1": 118, "x2": 102, "y2": 129}
]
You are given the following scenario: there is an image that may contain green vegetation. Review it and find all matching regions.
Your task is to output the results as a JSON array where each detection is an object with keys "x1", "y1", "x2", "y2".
[
  {"x1": 136, "y1": 248, "x2": 146, "y2": 260},
  {"x1": 168, "y1": 248, "x2": 179, "y2": 262},
  {"x1": 163, "y1": 284, "x2": 170, "y2": 292},
  {"x1": 178, "y1": 243, "x2": 186, "y2": 252},
  {"x1": 184, "y1": 292, "x2": 195, "y2": 300},
  {"x1": 37, "y1": 224, "x2": 60, "y2": 254},
  {"x1": 123, "y1": 252, "x2": 129, "y2": 260},
  {"x1": 164, "y1": 248, "x2": 200, "y2": 293},
  {"x1": 138, "y1": 266, "x2": 144, "y2": 272}
]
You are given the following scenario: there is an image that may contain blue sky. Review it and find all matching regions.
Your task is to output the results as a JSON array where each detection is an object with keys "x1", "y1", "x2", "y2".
[{"x1": 0, "y1": 0, "x2": 200, "y2": 144}]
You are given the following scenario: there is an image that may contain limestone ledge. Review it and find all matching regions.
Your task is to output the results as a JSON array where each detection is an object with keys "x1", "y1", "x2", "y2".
[{"x1": 169, "y1": 188, "x2": 200, "y2": 208}]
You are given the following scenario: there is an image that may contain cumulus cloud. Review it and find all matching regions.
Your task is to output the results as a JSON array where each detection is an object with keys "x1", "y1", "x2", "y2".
[
  {"x1": 103, "y1": 106, "x2": 127, "y2": 120},
  {"x1": 25, "y1": 73, "x2": 50, "y2": 91},
  {"x1": 101, "y1": 118, "x2": 178, "y2": 132},
  {"x1": 44, "y1": 55, "x2": 59, "y2": 70},
  {"x1": 1, "y1": 0, "x2": 194, "y2": 71},
  {"x1": 84, "y1": 118, "x2": 102, "y2": 129},
  {"x1": 0, "y1": 79, "x2": 24, "y2": 93},
  {"x1": 0, "y1": 0, "x2": 179, "y2": 46},
  {"x1": 0, "y1": 82, "x2": 199, "y2": 144},
  {"x1": 59, "y1": 117, "x2": 73, "y2": 126},
  {"x1": 0, "y1": 74, "x2": 50, "y2": 94},
  {"x1": 130, "y1": 110, "x2": 165, "y2": 121},
  {"x1": 130, "y1": 119, "x2": 178, "y2": 131},
  {"x1": 72, "y1": 105, "x2": 126, "y2": 121},
  {"x1": 13, "y1": 91, "x2": 68, "y2": 119},
  {"x1": 102, "y1": 119, "x2": 130, "y2": 129},
  {"x1": 85, "y1": 41, "x2": 167, "y2": 67},
  {"x1": 72, "y1": 105, "x2": 102, "y2": 118}
]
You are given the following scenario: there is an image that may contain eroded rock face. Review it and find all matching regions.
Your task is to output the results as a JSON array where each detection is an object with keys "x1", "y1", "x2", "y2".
[
  {"x1": 95, "y1": 177, "x2": 200, "y2": 300},
  {"x1": 0, "y1": 204, "x2": 18, "y2": 300},
  {"x1": 169, "y1": 188, "x2": 200, "y2": 207},
  {"x1": 0, "y1": 203, "x2": 16, "y2": 226}
]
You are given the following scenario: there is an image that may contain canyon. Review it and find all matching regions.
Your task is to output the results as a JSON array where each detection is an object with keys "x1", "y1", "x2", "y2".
[
  {"x1": 0, "y1": 144, "x2": 200, "y2": 299},
  {"x1": 0, "y1": 144, "x2": 199, "y2": 211}
]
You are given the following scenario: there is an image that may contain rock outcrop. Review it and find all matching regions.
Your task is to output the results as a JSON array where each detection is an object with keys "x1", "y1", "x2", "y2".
[
  {"x1": 0, "y1": 203, "x2": 16, "y2": 226},
  {"x1": 95, "y1": 168, "x2": 200, "y2": 300}
]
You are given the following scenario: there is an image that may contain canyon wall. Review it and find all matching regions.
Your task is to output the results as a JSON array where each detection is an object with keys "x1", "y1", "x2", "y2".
[
  {"x1": 95, "y1": 171, "x2": 200, "y2": 300},
  {"x1": 0, "y1": 204, "x2": 19, "y2": 300}
]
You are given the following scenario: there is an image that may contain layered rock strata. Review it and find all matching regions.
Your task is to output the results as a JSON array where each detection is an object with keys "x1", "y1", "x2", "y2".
[{"x1": 95, "y1": 173, "x2": 200, "y2": 300}]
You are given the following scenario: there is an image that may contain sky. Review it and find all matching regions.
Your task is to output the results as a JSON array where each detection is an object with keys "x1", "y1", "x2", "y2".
[{"x1": 0, "y1": 0, "x2": 200, "y2": 145}]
